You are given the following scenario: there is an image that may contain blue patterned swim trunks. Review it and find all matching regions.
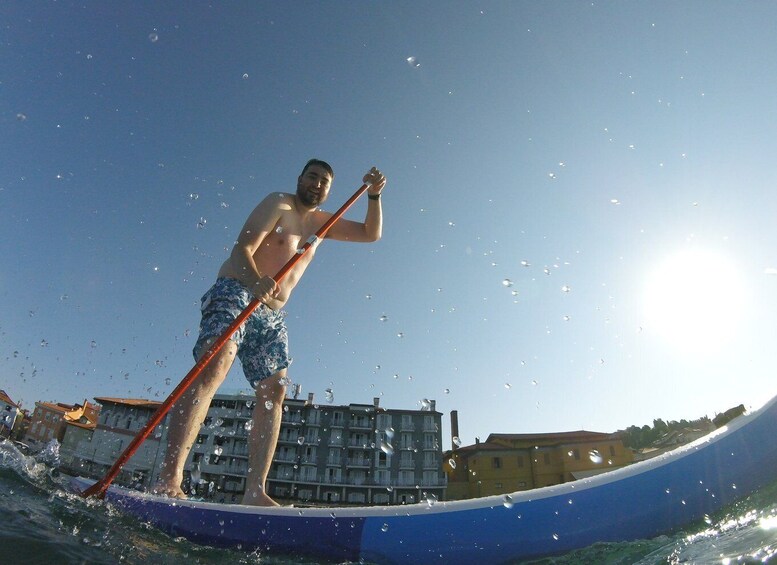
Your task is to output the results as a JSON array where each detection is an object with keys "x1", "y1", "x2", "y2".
[{"x1": 193, "y1": 278, "x2": 291, "y2": 388}]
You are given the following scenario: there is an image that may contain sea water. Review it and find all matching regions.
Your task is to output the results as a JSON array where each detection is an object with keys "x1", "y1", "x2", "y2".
[{"x1": 1, "y1": 440, "x2": 776, "y2": 564}]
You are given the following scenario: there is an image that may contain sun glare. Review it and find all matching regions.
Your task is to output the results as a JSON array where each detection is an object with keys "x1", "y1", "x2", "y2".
[{"x1": 643, "y1": 249, "x2": 746, "y2": 353}]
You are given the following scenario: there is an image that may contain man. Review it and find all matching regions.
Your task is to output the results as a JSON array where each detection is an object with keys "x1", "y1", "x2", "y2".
[{"x1": 155, "y1": 159, "x2": 386, "y2": 505}]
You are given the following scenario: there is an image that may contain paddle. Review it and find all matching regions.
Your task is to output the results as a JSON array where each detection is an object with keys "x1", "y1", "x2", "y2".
[{"x1": 81, "y1": 181, "x2": 373, "y2": 499}]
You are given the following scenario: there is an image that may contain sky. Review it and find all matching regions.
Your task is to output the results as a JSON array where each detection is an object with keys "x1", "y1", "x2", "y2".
[{"x1": 2, "y1": 1, "x2": 777, "y2": 449}]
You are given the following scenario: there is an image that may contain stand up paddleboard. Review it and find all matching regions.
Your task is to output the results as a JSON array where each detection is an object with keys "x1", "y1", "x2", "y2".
[{"x1": 71, "y1": 392, "x2": 777, "y2": 564}]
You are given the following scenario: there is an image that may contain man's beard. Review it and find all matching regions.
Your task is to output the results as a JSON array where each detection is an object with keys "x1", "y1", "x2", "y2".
[{"x1": 297, "y1": 182, "x2": 322, "y2": 207}]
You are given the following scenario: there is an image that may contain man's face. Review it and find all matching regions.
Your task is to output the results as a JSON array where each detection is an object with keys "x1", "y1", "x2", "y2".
[{"x1": 296, "y1": 164, "x2": 333, "y2": 208}]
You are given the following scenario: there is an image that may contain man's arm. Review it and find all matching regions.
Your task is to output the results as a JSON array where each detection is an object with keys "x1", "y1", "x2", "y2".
[{"x1": 325, "y1": 167, "x2": 386, "y2": 243}]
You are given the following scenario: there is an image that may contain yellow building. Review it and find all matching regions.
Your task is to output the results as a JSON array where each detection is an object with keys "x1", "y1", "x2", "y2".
[{"x1": 443, "y1": 430, "x2": 634, "y2": 500}]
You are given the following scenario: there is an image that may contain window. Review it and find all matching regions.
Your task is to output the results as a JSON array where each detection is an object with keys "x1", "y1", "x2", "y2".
[
  {"x1": 492, "y1": 457, "x2": 502, "y2": 469},
  {"x1": 609, "y1": 445, "x2": 616, "y2": 457},
  {"x1": 376, "y1": 413, "x2": 392, "y2": 430},
  {"x1": 573, "y1": 449, "x2": 580, "y2": 460}
]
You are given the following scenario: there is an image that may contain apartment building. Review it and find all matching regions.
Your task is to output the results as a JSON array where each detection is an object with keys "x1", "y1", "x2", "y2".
[
  {"x1": 186, "y1": 392, "x2": 446, "y2": 505},
  {"x1": 67, "y1": 392, "x2": 446, "y2": 505}
]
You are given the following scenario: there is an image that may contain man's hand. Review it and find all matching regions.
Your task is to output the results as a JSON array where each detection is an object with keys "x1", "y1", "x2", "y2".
[
  {"x1": 252, "y1": 275, "x2": 279, "y2": 303},
  {"x1": 364, "y1": 166, "x2": 386, "y2": 195}
]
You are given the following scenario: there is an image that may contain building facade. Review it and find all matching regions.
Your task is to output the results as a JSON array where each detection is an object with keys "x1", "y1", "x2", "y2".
[
  {"x1": 444, "y1": 430, "x2": 634, "y2": 500},
  {"x1": 24, "y1": 399, "x2": 99, "y2": 451},
  {"x1": 67, "y1": 392, "x2": 446, "y2": 505},
  {"x1": 65, "y1": 397, "x2": 166, "y2": 488},
  {"x1": 186, "y1": 393, "x2": 446, "y2": 505},
  {"x1": 0, "y1": 390, "x2": 21, "y2": 439}
]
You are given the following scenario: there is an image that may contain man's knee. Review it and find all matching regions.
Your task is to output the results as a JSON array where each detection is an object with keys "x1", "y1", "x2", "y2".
[{"x1": 256, "y1": 371, "x2": 287, "y2": 401}]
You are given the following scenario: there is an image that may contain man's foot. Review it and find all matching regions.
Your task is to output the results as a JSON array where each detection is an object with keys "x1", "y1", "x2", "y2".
[
  {"x1": 152, "y1": 484, "x2": 187, "y2": 499},
  {"x1": 242, "y1": 489, "x2": 280, "y2": 507}
]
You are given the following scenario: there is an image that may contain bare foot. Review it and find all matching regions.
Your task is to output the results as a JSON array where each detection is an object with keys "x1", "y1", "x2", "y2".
[
  {"x1": 152, "y1": 484, "x2": 188, "y2": 499},
  {"x1": 242, "y1": 489, "x2": 280, "y2": 507}
]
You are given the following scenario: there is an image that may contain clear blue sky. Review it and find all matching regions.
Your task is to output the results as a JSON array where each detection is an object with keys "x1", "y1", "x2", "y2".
[{"x1": 3, "y1": 1, "x2": 777, "y2": 447}]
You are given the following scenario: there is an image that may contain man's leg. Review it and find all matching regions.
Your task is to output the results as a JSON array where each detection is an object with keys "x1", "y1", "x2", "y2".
[
  {"x1": 154, "y1": 342, "x2": 238, "y2": 497},
  {"x1": 242, "y1": 368, "x2": 287, "y2": 506}
]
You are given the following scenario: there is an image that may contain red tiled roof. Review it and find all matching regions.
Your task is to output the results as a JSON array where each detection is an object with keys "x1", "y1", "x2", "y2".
[
  {"x1": 0, "y1": 390, "x2": 19, "y2": 408},
  {"x1": 94, "y1": 397, "x2": 162, "y2": 409}
]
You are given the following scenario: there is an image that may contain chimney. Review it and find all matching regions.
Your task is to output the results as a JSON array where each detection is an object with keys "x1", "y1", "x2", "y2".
[
  {"x1": 451, "y1": 410, "x2": 460, "y2": 450},
  {"x1": 429, "y1": 399, "x2": 436, "y2": 412},
  {"x1": 307, "y1": 392, "x2": 314, "y2": 404},
  {"x1": 373, "y1": 397, "x2": 380, "y2": 408}
]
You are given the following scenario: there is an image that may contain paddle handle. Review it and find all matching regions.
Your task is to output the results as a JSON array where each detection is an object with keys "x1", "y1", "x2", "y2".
[{"x1": 81, "y1": 183, "x2": 371, "y2": 499}]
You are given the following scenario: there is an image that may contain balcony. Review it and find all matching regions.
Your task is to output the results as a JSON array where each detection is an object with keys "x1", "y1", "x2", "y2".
[
  {"x1": 348, "y1": 419, "x2": 372, "y2": 430},
  {"x1": 399, "y1": 421, "x2": 415, "y2": 432},
  {"x1": 348, "y1": 438, "x2": 370, "y2": 449},
  {"x1": 346, "y1": 458, "x2": 370, "y2": 468},
  {"x1": 281, "y1": 412, "x2": 303, "y2": 425}
]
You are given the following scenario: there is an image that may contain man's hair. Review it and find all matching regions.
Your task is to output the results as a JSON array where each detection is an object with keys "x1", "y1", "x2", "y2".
[{"x1": 301, "y1": 158, "x2": 334, "y2": 179}]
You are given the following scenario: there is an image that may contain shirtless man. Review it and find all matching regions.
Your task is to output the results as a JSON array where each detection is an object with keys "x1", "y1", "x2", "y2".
[{"x1": 155, "y1": 159, "x2": 386, "y2": 505}]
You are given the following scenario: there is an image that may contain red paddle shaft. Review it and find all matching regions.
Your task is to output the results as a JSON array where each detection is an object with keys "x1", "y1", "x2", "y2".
[{"x1": 81, "y1": 182, "x2": 372, "y2": 498}]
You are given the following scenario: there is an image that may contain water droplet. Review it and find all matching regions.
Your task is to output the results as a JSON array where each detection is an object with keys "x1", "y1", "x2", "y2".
[
  {"x1": 16, "y1": 113, "x2": 27, "y2": 121},
  {"x1": 425, "y1": 493, "x2": 438, "y2": 507},
  {"x1": 165, "y1": 378, "x2": 172, "y2": 386},
  {"x1": 548, "y1": 173, "x2": 557, "y2": 180},
  {"x1": 189, "y1": 193, "x2": 199, "y2": 201},
  {"x1": 381, "y1": 523, "x2": 389, "y2": 532},
  {"x1": 443, "y1": 388, "x2": 450, "y2": 394},
  {"x1": 561, "y1": 285, "x2": 571, "y2": 293},
  {"x1": 419, "y1": 399, "x2": 431, "y2": 411},
  {"x1": 264, "y1": 400, "x2": 274, "y2": 410},
  {"x1": 504, "y1": 383, "x2": 512, "y2": 390},
  {"x1": 40, "y1": 339, "x2": 48, "y2": 347},
  {"x1": 552, "y1": 533, "x2": 559, "y2": 541},
  {"x1": 385, "y1": 427, "x2": 395, "y2": 439},
  {"x1": 502, "y1": 279, "x2": 513, "y2": 287},
  {"x1": 213, "y1": 445, "x2": 223, "y2": 456},
  {"x1": 406, "y1": 56, "x2": 420, "y2": 68},
  {"x1": 380, "y1": 440, "x2": 394, "y2": 456},
  {"x1": 589, "y1": 450, "x2": 602, "y2": 464},
  {"x1": 396, "y1": 332, "x2": 404, "y2": 338},
  {"x1": 610, "y1": 198, "x2": 621, "y2": 205},
  {"x1": 452, "y1": 436, "x2": 462, "y2": 447},
  {"x1": 503, "y1": 494, "x2": 514, "y2": 508},
  {"x1": 379, "y1": 314, "x2": 388, "y2": 322},
  {"x1": 520, "y1": 260, "x2": 531, "y2": 267},
  {"x1": 190, "y1": 463, "x2": 201, "y2": 484},
  {"x1": 244, "y1": 420, "x2": 253, "y2": 432},
  {"x1": 196, "y1": 217, "x2": 207, "y2": 229},
  {"x1": 448, "y1": 458, "x2": 457, "y2": 469},
  {"x1": 242, "y1": 73, "x2": 249, "y2": 80},
  {"x1": 148, "y1": 32, "x2": 159, "y2": 43},
  {"x1": 297, "y1": 436, "x2": 305, "y2": 445},
  {"x1": 325, "y1": 388, "x2": 334, "y2": 403}
]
